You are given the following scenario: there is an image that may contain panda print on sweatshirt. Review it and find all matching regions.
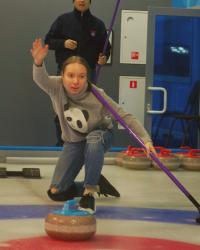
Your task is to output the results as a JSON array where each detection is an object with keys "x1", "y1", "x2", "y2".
[{"x1": 64, "y1": 104, "x2": 89, "y2": 134}]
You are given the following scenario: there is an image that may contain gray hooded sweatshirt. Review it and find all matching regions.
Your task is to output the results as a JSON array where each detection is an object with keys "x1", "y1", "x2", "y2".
[{"x1": 33, "y1": 64, "x2": 151, "y2": 144}]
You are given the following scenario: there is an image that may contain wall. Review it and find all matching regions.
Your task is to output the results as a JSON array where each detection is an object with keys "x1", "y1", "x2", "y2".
[{"x1": 0, "y1": 0, "x2": 171, "y2": 146}]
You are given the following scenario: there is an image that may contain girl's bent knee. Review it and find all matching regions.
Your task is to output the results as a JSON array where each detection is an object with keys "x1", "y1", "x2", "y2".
[{"x1": 86, "y1": 133, "x2": 102, "y2": 144}]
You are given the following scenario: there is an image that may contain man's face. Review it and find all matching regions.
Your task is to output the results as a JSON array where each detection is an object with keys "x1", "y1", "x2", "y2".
[{"x1": 73, "y1": 0, "x2": 90, "y2": 12}]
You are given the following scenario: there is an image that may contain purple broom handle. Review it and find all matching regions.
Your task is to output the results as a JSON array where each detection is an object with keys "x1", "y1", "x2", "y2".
[
  {"x1": 91, "y1": 86, "x2": 200, "y2": 211},
  {"x1": 94, "y1": 0, "x2": 121, "y2": 83}
]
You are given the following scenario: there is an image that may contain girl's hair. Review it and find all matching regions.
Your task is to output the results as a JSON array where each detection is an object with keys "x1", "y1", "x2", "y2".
[{"x1": 61, "y1": 56, "x2": 91, "y2": 77}]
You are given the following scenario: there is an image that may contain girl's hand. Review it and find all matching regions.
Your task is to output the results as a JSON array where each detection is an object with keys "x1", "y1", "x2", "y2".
[
  {"x1": 144, "y1": 141, "x2": 158, "y2": 158},
  {"x1": 30, "y1": 38, "x2": 49, "y2": 66}
]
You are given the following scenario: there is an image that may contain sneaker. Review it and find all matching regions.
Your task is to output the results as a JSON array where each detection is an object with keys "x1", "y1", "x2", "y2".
[
  {"x1": 98, "y1": 174, "x2": 120, "y2": 197},
  {"x1": 79, "y1": 194, "x2": 95, "y2": 214}
]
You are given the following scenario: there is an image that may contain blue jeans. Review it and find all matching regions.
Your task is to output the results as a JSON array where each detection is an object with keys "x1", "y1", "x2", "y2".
[{"x1": 50, "y1": 129, "x2": 113, "y2": 196}]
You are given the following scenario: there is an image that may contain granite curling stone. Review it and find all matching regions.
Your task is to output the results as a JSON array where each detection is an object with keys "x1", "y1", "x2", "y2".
[{"x1": 45, "y1": 199, "x2": 96, "y2": 241}]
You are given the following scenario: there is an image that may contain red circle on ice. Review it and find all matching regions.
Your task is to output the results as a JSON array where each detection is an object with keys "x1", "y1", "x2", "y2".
[{"x1": 3, "y1": 235, "x2": 200, "y2": 250}]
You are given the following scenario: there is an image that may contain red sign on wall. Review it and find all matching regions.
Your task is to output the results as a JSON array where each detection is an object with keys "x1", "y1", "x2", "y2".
[
  {"x1": 129, "y1": 80, "x2": 137, "y2": 88},
  {"x1": 131, "y1": 51, "x2": 139, "y2": 60}
]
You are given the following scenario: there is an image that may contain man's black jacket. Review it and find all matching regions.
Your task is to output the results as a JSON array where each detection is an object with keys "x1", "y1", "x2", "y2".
[{"x1": 45, "y1": 8, "x2": 111, "y2": 70}]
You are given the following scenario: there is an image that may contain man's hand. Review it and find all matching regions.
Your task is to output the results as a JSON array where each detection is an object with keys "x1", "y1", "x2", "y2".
[
  {"x1": 98, "y1": 53, "x2": 107, "y2": 65},
  {"x1": 64, "y1": 39, "x2": 77, "y2": 50},
  {"x1": 30, "y1": 38, "x2": 48, "y2": 66}
]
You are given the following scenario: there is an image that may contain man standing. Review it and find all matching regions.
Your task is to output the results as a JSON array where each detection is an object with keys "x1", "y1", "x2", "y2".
[
  {"x1": 45, "y1": 0, "x2": 111, "y2": 146},
  {"x1": 45, "y1": 0, "x2": 111, "y2": 78}
]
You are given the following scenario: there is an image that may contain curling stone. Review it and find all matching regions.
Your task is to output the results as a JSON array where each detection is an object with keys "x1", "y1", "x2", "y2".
[
  {"x1": 115, "y1": 145, "x2": 134, "y2": 167},
  {"x1": 181, "y1": 149, "x2": 200, "y2": 171},
  {"x1": 172, "y1": 146, "x2": 192, "y2": 161},
  {"x1": 45, "y1": 199, "x2": 96, "y2": 241},
  {"x1": 152, "y1": 149, "x2": 180, "y2": 171},
  {"x1": 122, "y1": 148, "x2": 151, "y2": 170}
]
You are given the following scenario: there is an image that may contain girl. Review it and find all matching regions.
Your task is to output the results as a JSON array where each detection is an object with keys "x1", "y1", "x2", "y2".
[{"x1": 31, "y1": 38, "x2": 156, "y2": 213}]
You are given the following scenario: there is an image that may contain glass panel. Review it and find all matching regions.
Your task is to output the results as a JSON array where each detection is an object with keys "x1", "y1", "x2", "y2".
[
  {"x1": 172, "y1": 0, "x2": 200, "y2": 8},
  {"x1": 152, "y1": 15, "x2": 200, "y2": 148}
]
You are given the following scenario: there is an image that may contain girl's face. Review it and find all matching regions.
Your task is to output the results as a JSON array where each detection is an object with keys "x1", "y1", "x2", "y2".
[{"x1": 62, "y1": 63, "x2": 88, "y2": 95}]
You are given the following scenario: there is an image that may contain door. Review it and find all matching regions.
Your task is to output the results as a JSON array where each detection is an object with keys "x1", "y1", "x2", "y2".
[
  {"x1": 119, "y1": 76, "x2": 146, "y2": 129},
  {"x1": 145, "y1": 7, "x2": 200, "y2": 148},
  {"x1": 120, "y1": 10, "x2": 148, "y2": 64}
]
